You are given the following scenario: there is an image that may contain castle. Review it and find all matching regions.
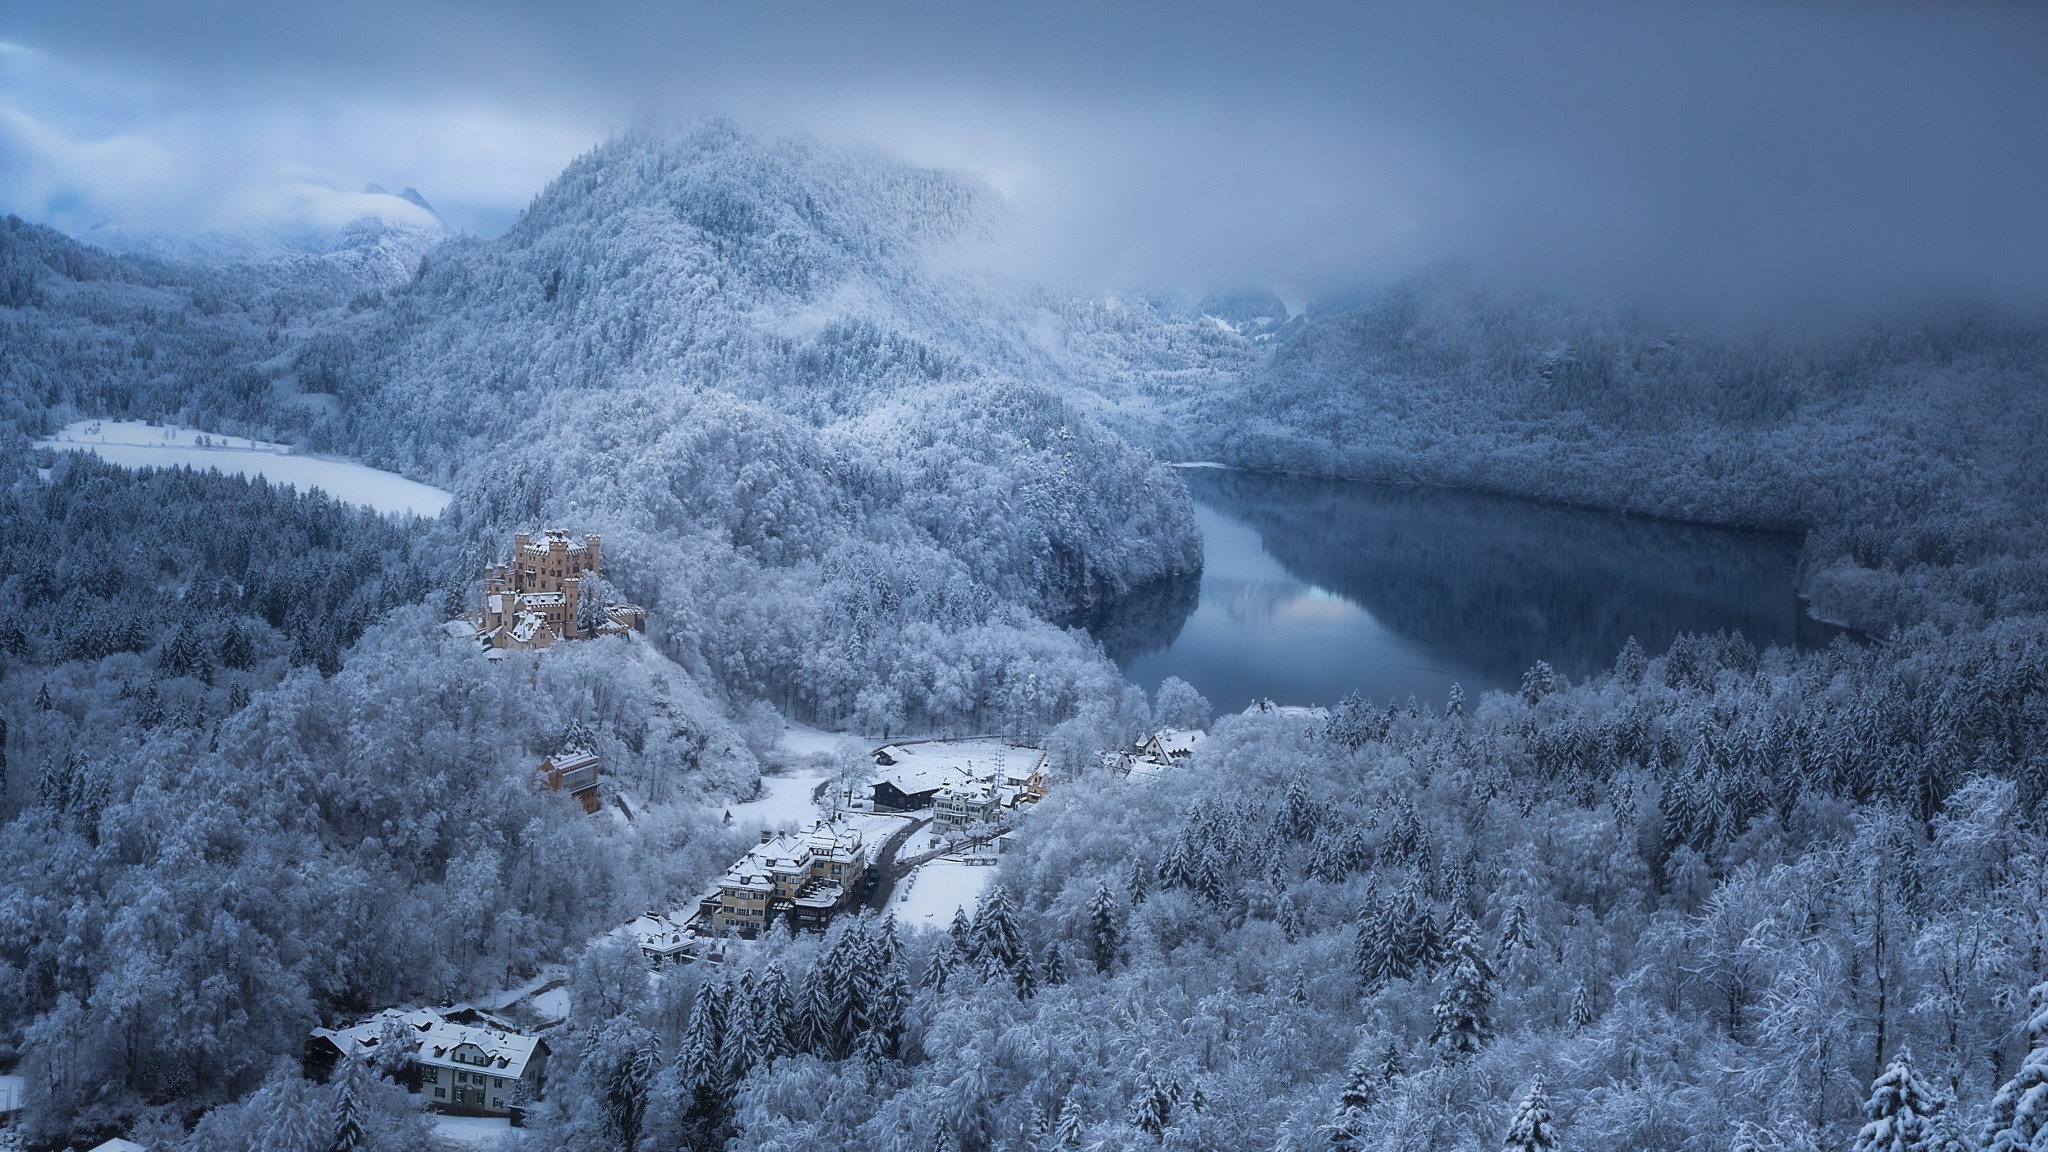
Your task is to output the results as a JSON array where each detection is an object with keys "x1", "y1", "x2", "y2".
[{"x1": 473, "y1": 530, "x2": 646, "y2": 652}]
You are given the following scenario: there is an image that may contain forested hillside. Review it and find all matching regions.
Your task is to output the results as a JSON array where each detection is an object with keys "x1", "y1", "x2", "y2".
[{"x1": 1184, "y1": 269, "x2": 2048, "y2": 635}]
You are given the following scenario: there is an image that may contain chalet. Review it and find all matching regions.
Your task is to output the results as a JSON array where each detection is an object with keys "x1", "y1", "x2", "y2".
[
  {"x1": 473, "y1": 529, "x2": 646, "y2": 653},
  {"x1": 1139, "y1": 728, "x2": 1208, "y2": 765},
  {"x1": 537, "y1": 748, "x2": 602, "y2": 814},
  {"x1": 415, "y1": 1022, "x2": 547, "y2": 1119},
  {"x1": 711, "y1": 819, "x2": 868, "y2": 938}
]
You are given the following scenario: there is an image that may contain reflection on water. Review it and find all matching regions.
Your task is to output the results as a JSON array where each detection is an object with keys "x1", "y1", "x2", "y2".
[{"x1": 1095, "y1": 468, "x2": 1840, "y2": 710}]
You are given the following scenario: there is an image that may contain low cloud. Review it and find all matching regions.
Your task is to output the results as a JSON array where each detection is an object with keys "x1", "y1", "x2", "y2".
[{"x1": 3, "y1": 1, "x2": 2045, "y2": 306}]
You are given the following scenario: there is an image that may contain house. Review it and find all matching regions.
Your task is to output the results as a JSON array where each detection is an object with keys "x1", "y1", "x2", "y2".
[
  {"x1": 88, "y1": 1141, "x2": 147, "y2": 1152},
  {"x1": 711, "y1": 819, "x2": 868, "y2": 938},
  {"x1": 932, "y1": 777, "x2": 1001, "y2": 831},
  {"x1": 537, "y1": 748, "x2": 602, "y2": 814},
  {"x1": 306, "y1": 1006, "x2": 447, "y2": 1081},
  {"x1": 1138, "y1": 728, "x2": 1208, "y2": 766},
  {"x1": 415, "y1": 1022, "x2": 547, "y2": 1119},
  {"x1": 629, "y1": 909, "x2": 700, "y2": 966},
  {"x1": 472, "y1": 530, "x2": 646, "y2": 653}
]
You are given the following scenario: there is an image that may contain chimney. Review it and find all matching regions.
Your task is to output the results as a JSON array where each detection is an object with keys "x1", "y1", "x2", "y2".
[{"x1": 760, "y1": 830, "x2": 774, "y2": 844}]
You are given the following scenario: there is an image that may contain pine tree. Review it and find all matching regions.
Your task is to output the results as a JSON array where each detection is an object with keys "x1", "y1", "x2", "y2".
[
  {"x1": 1568, "y1": 982, "x2": 1596, "y2": 1031},
  {"x1": 1430, "y1": 933, "x2": 1493, "y2": 1061},
  {"x1": 1377, "y1": 1040, "x2": 1403, "y2": 1085},
  {"x1": 1987, "y1": 982, "x2": 2048, "y2": 1152},
  {"x1": 1503, "y1": 1077, "x2": 1558, "y2": 1152},
  {"x1": 328, "y1": 1055, "x2": 375, "y2": 1152},
  {"x1": 1042, "y1": 942, "x2": 1068, "y2": 987},
  {"x1": 1053, "y1": 1092, "x2": 1084, "y2": 1149},
  {"x1": 1126, "y1": 857, "x2": 1151, "y2": 905},
  {"x1": 36, "y1": 683, "x2": 52, "y2": 710},
  {"x1": 925, "y1": 940, "x2": 958, "y2": 992},
  {"x1": 1617, "y1": 636, "x2": 1648, "y2": 684},
  {"x1": 1130, "y1": 1073, "x2": 1173, "y2": 1140},
  {"x1": 1328, "y1": 1043, "x2": 1378, "y2": 1148},
  {"x1": 1288, "y1": 965, "x2": 1311, "y2": 1006},
  {"x1": 950, "y1": 904, "x2": 977, "y2": 963},
  {"x1": 1278, "y1": 890, "x2": 1303, "y2": 943},
  {"x1": 1855, "y1": 1049, "x2": 1938, "y2": 1152},
  {"x1": 1088, "y1": 881, "x2": 1123, "y2": 974}
]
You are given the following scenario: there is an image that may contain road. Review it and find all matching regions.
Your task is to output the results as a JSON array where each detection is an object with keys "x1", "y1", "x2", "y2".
[{"x1": 862, "y1": 815, "x2": 931, "y2": 912}]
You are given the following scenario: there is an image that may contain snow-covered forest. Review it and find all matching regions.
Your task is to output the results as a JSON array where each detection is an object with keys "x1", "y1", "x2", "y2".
[{"x1": 2, "y1": 118, "x2": 2047, "y2": 1152}]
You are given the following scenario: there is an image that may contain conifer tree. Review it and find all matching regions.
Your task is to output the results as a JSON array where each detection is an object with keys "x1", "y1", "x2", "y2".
[
  {"x1": 1327, "y1": 1042, "x2": 1379, "y2": 1148},
  {"x1": 1279, "y1": 890, "x2": 1304, "y2": 943},
  {"x1": 1088, "y1": 881, "x2": 1123, "y2": 974},
  {"x1": 925, "y1": 940, "x2": 958, "y2": 992},
  {"x1": 1431, "y1": 932, "x2": 1493, "y2": 1061},
  {"x1": 328, "y1": 1055, "x2": 374, "y2": 1152},
  {"x1": 1503, "y1": 1077, "x2": 1559, "y2": 1152},
  {"x1": 1126, "y1": 857, "x2": 1151, "y2": 905},
  {"x1": 1987, "y1": 982, "x2": 2048, "y2": 1152},
  {"x1": 1130, "y1": 1073, "x2": 1173, "y2": 1140},
  {"x1": 1289, "y1": 965, "x2": 1311, "y2": 1006},
  {"x1": 1855, "y1": 1049, "x2": 1938, "y2": 1152},
  {"x1": 1568, "y1": 981, "x2": 1596, "y2": 1032},
  {"x1": 1042, "y1": 942, "x2": 1068, "y2": 987},
  {"x1": 1053, "y1": 1092, "x2": 1084, "y2": 1149},
  {"x1": 1447, "y1": 681, "x2": 1466, "y2": 718}
]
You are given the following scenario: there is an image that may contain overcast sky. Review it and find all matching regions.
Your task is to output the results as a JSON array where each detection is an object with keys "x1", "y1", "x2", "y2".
[{"x1": 3, "y1": 1, "x2": 2045, "y2": 306}]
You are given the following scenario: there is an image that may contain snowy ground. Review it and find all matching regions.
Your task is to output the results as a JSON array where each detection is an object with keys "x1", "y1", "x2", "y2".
[
  {"x1": 723, "y1": 769, "x2": 828, "y2": 829},
  {"x1": 432, "y1": 1115, "x2": 519, "y2": 1148},
  {"x1": 37, "y1": 420, "x2": 453, "y2": 517},
  {"x1": 894, "y1": 857, "x2": 997, "y2": 930},
  {"x1": 526, "y1": 985, "x2": 570, "y2": 1022}
]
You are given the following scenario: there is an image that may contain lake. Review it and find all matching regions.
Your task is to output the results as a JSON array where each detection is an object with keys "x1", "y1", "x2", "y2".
[{"x1": 1089, "y1": 468, "x2": 1843, "y2": 711}]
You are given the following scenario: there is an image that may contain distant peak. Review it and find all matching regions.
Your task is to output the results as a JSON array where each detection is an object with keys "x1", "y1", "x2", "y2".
[{"x1": 398, "y1": 187, "x2": 441, "y2": 221}]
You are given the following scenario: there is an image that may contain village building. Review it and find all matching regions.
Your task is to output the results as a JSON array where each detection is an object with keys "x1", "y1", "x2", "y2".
[
  {"x1": 931, "y1": 777, "x2": 1001, "y2": 832},
  {"x1": 706, "y1": 818, "x2": 869, "y2": 938},
  {"x1": 536, "y1": 748, "x2": 602, "y2": 814},
  {"x1": 868, "y1": 740, "x2": 1048, "y2": 813},
  {"x1": 415, "y1": 1021, "x2": 548, "y2": 1119},
  {"x1": 472, "y1": 529, "x2": 647, "y2": 653},
  {"x1": 306, "y1": 1007, "x2": 449, "y2": 1081}
]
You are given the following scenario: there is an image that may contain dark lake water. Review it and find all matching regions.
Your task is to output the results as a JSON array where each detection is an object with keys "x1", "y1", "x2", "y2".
[{"x1": 1089, "y1": 468, "x2": 1843, "y2": 711}]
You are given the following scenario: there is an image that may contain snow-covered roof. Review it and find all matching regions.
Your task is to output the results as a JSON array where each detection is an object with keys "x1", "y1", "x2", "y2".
[
  {"x1": 1242, "y1": 700, "x2": 1330, "y2": 720},
  {"x1": 417, "y1": 1021, "x2": 542, "y2": 1080},
  {"x1": 870, "y1": 740, "x2": 1046, "y2": 796},
  {"x1": 1144, "y1": 728, "x2": 1208, "y2": 759},
  {"x1": 90, "y1": 1140, "x2": 147, "y2": 1152},
  {"x1": 312, "y1": 1007, "x2": 447, "y2": 1060},
  {"x1": 721, "y1": 819, "x2": 866, "y2": 889}
]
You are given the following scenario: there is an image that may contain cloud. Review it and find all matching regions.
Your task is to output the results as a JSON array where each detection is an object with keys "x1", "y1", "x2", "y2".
[{"x1": 3, "y1": 1, "x2": 2046, "y2": 305}]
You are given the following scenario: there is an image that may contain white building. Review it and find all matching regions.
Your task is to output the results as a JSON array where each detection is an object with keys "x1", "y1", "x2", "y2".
[{"x1": 415, "y1": 1022, "x2": 547, "y2": 1118}]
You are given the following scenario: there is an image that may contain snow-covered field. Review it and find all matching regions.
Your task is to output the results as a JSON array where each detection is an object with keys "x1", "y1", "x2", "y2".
[
  {"x1": 894, "y1": 858, "x2": 997, "y2": 929},
  {"x1": 432, "y1": 1115, "x2": 519, "y2": 1147},
  {"x1": 37, "y1": 420, "x2": 453, "y2": 517},
  {"x1": 724, "y1": 769, "x2": 827, "y2": 828}
]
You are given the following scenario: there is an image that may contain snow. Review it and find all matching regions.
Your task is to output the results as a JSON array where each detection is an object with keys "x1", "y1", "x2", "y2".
[
  {"x1": 779, "y1": 721, "x2": 857, "y2": 758},
  {"x1": 37, "y1": 420, "x2": 453, "y2": 517},
  {"x1": 0, "y1": 1073, "x2": 18, "y2": 1115},
  {"x1": 527, "y1": 985, "x2": 571, "y2": 1021},
  {"x1": 727, "y1": 770, "x2": 829, "y2": 828},
  {"x1": 894, "y1": 858, "x2": 996, "y2": 929},
  {"x1": 432, "y1": 1115, "x2": 519, "y2": 1147}
]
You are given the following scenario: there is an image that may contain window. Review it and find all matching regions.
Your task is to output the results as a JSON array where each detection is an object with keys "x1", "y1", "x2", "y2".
[
  {"x1": 424, "y1": 1069, "x2": 438, "y2": 1083},
  {"x1": 495, "y1": 1077, "x2": 504, "y2": 1088},
  {"x1": 434, "y1": 1088, "x2": 445, "y2": 1099}
]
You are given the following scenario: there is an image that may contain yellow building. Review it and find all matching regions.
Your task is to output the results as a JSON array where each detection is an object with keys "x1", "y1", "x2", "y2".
[{"x1": 711, "y1": 819, "x2": 868, "y2": 937}]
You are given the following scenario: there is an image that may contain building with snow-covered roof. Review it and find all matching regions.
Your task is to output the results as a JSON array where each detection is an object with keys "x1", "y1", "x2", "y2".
[
  {"x1": 868, "y1": 740, "x2": 1047, "y2": 811},
  {"x1": 537, "y1": 748, "x2": 602, "y2": 814},
  {"x1": 306, "y1": 1006, "x2": 447, "y2": 1080},
  {"x1": 932, "y1": 777, "x2": 1001, "y2": 831},
  {"x1": 712, "y1": 817, "x2": 869, "y2": 937},
  {"x1": 1138, "y1": 728, "x2": 1208, "y2": 765},
  {"x1": 415, "y1": 1021, "x2": 548, "y2": 1119}
]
